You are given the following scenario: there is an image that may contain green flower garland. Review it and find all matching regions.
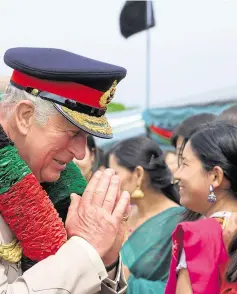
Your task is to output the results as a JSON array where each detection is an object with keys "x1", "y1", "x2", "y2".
[
  {"x1": 0, "y1": 125, "x2": 87, "y2": 271},
  {"x1": 22, "y1": 161, "x2": 87, "y2": 271}
]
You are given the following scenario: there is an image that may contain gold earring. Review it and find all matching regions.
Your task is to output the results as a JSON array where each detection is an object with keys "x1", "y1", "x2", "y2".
[{"x1": 131, "y1": 186, "x2": 144, "y2": 199}]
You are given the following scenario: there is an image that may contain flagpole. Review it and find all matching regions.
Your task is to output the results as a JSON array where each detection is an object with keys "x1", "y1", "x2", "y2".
[{"x1": 145, "y1": 0, "x2": 151, "y2": 110}]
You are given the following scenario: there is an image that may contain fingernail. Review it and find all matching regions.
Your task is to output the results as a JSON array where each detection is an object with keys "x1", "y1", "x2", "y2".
[
  {"x1": 70, "y1": 193, "x2": 77, "y2": 199},
  {"x1": 94, "y1": 170, "x2": 102, "y2": 177},
  {"x1": 122, "y1": 191, "x2": 130, "y2": 198},
  {"x1": 105, "y1": 169, "x2": 113, "y2": 176},
  {"x1": 111, "y1": 175, "x2": 119, "y2": 183}
]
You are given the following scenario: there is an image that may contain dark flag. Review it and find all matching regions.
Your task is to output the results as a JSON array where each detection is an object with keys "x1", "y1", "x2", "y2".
[{"x1": 119, "y1": 1, "x2": 156, "y2": 39}]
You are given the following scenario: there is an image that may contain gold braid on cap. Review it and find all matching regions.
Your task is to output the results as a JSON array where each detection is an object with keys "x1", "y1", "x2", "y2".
[
  {"x1": 62, "y1": 107, "x2": 112, "y2": 135},
  {"x1": 0, "y1": 239, "x2": 22, "y2": 263}
]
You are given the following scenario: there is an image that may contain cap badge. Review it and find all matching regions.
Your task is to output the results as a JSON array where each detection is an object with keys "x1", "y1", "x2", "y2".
[{"x1": 99, "y1": 80, "x2": 117, "y2": 108}]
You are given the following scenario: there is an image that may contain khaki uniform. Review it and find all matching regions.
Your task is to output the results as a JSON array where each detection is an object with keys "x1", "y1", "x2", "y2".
[{"x1": 0, "y1": 215, "x2": 127, "y2": 294}]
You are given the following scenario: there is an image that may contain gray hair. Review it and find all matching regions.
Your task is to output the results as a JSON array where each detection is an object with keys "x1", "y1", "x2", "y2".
[{"x1": 0, "y1": 84, "x2": 58, "y2": 125}]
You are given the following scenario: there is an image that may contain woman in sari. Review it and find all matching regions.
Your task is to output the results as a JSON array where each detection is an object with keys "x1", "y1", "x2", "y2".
[
  {"x1": 109, "y1": 136, "x2": 184, "y2": 293},
  {"x1": 165, "y1": 121, "x2": 237, "y2": 294}
]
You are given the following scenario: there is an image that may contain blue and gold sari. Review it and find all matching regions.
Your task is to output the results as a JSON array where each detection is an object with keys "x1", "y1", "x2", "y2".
[{"x1": 121, "y1": 206, "x2": 184, "y2": 294}]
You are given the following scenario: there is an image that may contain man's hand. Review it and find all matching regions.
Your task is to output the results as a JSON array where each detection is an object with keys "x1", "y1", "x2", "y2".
[
  {"x1": 65, "y1": 169, "x2": 130, "y2": 260},
  {"x1": 102, "y1": 184, "x2": 130, "y2": 266}
]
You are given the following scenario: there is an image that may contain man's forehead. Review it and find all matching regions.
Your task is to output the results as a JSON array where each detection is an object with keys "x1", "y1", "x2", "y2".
[{"x1": 49, "y1": 113, "x2": 86, "y2": 133}]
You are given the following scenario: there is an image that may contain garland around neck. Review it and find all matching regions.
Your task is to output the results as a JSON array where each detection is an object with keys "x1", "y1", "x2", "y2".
[
  {"x1": 21, "y1": 160, "x2": 87, "y2": 272},
  {"x1": 0, "y1": 125, "x2": 67, "y2": 262}
]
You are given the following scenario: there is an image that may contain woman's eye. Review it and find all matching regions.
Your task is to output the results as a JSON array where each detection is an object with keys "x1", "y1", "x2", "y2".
[{"x1": 178, "y1": 161, "x2": 186, "y2": 169}]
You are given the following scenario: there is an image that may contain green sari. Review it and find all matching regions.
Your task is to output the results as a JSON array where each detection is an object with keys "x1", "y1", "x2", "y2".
[{"x1": 121, "y1": 206, "x2": 184, "y2": 294}]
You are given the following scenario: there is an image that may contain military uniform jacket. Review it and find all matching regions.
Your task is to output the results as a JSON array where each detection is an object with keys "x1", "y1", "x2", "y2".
[{"x1": 0, "y1": 214, "x2": 127, "y2": 294}]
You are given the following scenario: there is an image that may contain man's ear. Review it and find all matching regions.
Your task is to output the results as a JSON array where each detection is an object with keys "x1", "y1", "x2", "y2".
[{"x1": 14, "y1": 100, "x2": 35, "y2": 135}]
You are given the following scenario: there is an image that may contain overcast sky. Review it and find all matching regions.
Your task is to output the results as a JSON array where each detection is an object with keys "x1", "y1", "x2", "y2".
[{"x1": 1, "y1": 0, "x2": 237, "y2": 108}]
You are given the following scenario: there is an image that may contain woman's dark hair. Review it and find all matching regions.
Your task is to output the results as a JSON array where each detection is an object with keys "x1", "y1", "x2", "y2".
[
  {"x1": 97, "y1": 148, "x2": 105, "y2": 168},
  {"x1": 87, "y1": 135, "x2": 96, "y2": 152},
  {"x1": 217, "y1": 104, "x2": 237, "y2": 126},
  {"x1": 180, "y1": 121, "x2": 237, "y2": 282},
  {"x1": 87, "y1": 135, "x2": 100, "y2": 173},
  {"x1": 110, "y1": 136, "x2": 180, "y2": 204},
  {"x1": 171, "y1": 113, "x2": 216, "y2": 147},
  {"x1": 104, "y1": 148, "x2": 113, "y2": 168}
]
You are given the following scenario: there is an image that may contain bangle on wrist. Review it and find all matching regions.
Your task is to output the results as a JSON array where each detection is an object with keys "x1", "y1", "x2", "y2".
[{"x1": 105, "y1": 256, "x2": 119, "y2": 272}]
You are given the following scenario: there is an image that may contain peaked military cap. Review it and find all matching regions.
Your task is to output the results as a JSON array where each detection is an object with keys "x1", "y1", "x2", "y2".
[{"x1": 4, "y1": 47, "x2": 127, "y2": 139}]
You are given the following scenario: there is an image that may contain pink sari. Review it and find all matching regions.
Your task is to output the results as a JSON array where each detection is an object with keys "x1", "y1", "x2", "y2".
[{"x1": 165, "y1": 218, "x2": 228, "y2": 294}]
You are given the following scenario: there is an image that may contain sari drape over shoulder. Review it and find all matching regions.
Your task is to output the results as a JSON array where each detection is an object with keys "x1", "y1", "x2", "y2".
[
  {"x1": 165, "y1": 218, "x2": 237, "y2": 294},
  {"x1": 122, "y1": 206, "x2": 184, "y2": 294}
]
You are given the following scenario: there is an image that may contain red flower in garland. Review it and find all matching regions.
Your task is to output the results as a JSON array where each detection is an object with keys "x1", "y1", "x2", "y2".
[{"x1": 0, "y1": 127, "x2": 67, "y2": 262}]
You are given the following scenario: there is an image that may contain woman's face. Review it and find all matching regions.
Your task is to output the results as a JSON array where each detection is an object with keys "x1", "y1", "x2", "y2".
[
  {"x1": 73, "y1": 145, "x2": 95, "y2": 181},
  {"x1": 165, "y1": 152, "x2": 178, "y2": 175},
  {"x1": 174, "y1": 141, "x2": 212, "y2": 213},
  {"x1": 109, "y1": 154, "x2": 137, "y2": 195}
]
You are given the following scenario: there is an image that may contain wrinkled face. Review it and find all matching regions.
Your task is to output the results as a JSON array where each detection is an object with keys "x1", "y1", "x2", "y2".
[
  {"x1": 73, "y1": 145, "x2": 95, "y2": 181},
  {"x1": 16, "y1": 114, "x2": 87, "y2": 183},
  {"x1": 109, "y1": 154, "x2": 137, "y2": 195},
  {"x1": 174, "y1": 141, "x2": 211, "y2": 213}
]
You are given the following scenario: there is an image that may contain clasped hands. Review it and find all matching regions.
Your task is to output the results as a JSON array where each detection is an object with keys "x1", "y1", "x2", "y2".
[{"x1": 66, "y1": 169, "x2": 130, "y2": 267}]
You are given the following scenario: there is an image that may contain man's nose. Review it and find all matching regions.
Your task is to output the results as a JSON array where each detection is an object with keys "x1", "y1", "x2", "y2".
[{"x1": 68, "y1": 133, "x2": 87, "y2": 160}]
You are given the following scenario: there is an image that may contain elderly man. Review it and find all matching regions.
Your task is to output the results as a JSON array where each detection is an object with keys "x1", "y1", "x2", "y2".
[{"x1": 0, "y1": 47, "x2": 130, "y2": 293}]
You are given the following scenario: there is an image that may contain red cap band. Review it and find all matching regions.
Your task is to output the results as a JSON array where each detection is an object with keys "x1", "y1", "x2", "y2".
[{"x1": 11, "y1": 70, "x2": 104, "y2": 109}]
